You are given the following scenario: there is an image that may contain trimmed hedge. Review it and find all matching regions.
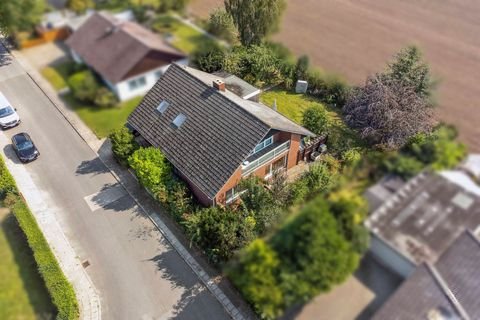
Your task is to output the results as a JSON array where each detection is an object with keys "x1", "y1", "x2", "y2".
[{"x1": 0, "y1": 157, "x2": 79, "y2": 319}]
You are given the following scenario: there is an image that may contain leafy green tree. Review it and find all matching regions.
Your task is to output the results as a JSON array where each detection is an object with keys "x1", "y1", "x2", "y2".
[
  {"x1": 207, "y1": 8, "x2": 238, "y2": 43},
  {"x1": 157, "y1": 0, "x2": 189, "y2": 12},
  {"x1": 271, "y1": 197, "x2": 359, "y2": 304},
  {"x1": 382, "y1": 45, "x2": 434, "y2": 101},
  {"x1": 225, "y1": 0, "x2": 286, "y2": 46},
  {"x1": 383, "y1": 154, "x2": 424, "y2": 179},
  {"x1": 128, "y1": 147, "x2": 171, "y2": 193},
  {"x1": 191, "y1": 41, "x2": 226, "y2": 73},
  {"x1": 0, "y1": 0, "x2": 45, "y2": 36},
  {"x1": 227, "y1": 239, "x2": 284, "y2": 320},
  {"x1": 184, "y1": 206, "x2": 255, "y2": 263},
  {"x1": 225, "y1": 45, "x2": 283, "y2": 86},
  {"x1": 328, "y1": 189, "x2": 370, "y2": 253},
  {"x1": 67, "y1": 0, "x2": 95, "y2": 13},
  {"x1": 109, "y1": 127, "x2": 139, "y2": 165},
  {"x1": 302, "y1": 162, "x2": 336, "y2": 194},
  {"x1": 403, "y1": 124, "x2": 466, "y2": 170},
  {"x1": 67, "y1": 70, "x2": 99, "y2": 103},
  {"x1": 239, "y1": 176, "x2": 273, "y2": 213},
  {"x1": 302, "y1": 105, "x2": 330, "y2": 135}
]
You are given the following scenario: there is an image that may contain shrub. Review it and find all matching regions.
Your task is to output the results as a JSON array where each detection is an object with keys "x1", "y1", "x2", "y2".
[
  {"x1": 383, "y1": 154, "x2": 424, "y2": 179},
  {"x1": 301, "y1": 104, "x2": 330, "y2": 135},
  {"x1": 271, "y1": 197, "x2": 359, "y2": 305},
  {"x1": 294, "y1": 55, "x2": 309, "y2": 83},
  {"x1": 128, "y1": 147, "x2": 172, "y2": 193},
  {"x1": 0, "y1": 156, "x2": 79, "y2": 319},
  {"x1": 227, "y1": 239, "x2": 284, "y2": 320},
  {"x1": 306, "y1": 69, "x2": 350, "y2": 107},
  {"x1": 109, "y1": 127, "x2": 138, "y2": 165},
  {"x1": 191, "y1": 41, "x2": 226, "y2": 73},
  {"x1": 67, "y1": 70, "x2": 99, "y2": 102},
  {"x1": 94, "y1": 87, "x2": 117, "y2": 108},
  {"x1": 207, "y1": 8, "x2": 238, "y2": 43},
  {"x1": 184, "y1": 206, "x2": 255, "y2": 263},
  {"x1": 303, "y1": 162, "x2": 336, "y2": 194}
]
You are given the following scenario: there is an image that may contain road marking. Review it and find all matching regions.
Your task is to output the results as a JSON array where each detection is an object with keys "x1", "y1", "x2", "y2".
[{"x1": 83, "y1": 184, "x2": 127, "y2": 212}]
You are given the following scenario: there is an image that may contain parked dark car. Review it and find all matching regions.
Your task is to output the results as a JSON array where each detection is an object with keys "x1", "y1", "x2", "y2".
[{"x1": 12, "y1": 133, "x2": 39, "y2": 163}]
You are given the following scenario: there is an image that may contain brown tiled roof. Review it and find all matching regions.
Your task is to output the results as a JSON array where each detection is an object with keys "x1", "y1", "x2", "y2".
[{"x1": 65, "y1": 12, "x2": 185, "y2": 84}]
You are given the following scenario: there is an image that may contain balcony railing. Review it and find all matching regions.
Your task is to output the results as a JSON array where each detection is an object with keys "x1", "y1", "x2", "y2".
[{"x1": 242, "y1": 141, "x2": 290, "y2": 176}]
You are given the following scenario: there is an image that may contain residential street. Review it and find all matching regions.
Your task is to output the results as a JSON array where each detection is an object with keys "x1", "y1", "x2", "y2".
[{"x1": 0, "y1": 44, "x2": 230, "y2": 320}]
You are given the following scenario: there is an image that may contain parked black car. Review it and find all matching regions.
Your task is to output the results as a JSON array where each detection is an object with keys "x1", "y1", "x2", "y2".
[{"x1": 12, "y1": 133, "x2": 39, "y2": 163}]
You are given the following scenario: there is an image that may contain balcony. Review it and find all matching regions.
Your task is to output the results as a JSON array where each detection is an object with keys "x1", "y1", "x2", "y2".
[{"x1": 242, "y1": 141, "x2": 290, "y2": 176}]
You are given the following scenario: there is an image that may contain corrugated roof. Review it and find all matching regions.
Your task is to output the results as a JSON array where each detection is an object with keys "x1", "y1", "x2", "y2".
[{"x1": 65, "y1": 12, "x2": 185, "y2": 83}]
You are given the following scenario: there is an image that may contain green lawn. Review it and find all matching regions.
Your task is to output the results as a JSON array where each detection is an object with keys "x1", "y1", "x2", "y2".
[
  {"x1": 40, "y1": 61, "x2": 75, "y2": 91},
  {"x1": 151, "y1": 15, "x2": 217, "y2": 54},
  {"x1": 261, "y1": 89, "x2": 330, "y2": 124},
  {"x1": 64, "y1": 94, "x2": 142, "y2": 138},
  {"x1": 0, "y1": 210, "x2": 55, "y2": 320}
]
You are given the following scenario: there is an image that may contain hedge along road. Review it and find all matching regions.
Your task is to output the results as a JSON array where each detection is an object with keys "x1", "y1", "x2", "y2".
[{"x1": 0, "y1": 45, "x2": 229, "y2": 319}]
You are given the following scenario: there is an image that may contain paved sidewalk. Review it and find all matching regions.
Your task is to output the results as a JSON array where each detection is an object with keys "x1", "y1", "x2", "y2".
[
  {"x1": 0, "y1": 132, "x2": 102, "y2": 320},
  {"x1": 10, "y1": 46, "x2": 254, "y2": 320}
]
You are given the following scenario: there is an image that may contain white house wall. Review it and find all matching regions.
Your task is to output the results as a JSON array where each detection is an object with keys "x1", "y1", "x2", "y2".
[
  {"x1": 369, "y1": 234, "x2": 416, "y2": 278},
  {"x1": 114, "y1": 58, "x2": 189, "y2": 101}
]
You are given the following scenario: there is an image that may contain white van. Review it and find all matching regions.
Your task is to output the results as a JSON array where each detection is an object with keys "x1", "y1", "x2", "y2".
[{"x1": 0, "y1": 92, "x2": 20, "y2": 129}]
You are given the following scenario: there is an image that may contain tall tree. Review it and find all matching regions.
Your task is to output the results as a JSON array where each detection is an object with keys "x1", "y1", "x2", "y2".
[
  {"x1": 344, "y1": 76, "x2": 435, "y2": 149},
  {"x1": 227, "y1": 239, "x2": 284, "y2": 320},
  {"x1": 271, "y1": 197, "x2": 359, "y2": 304},
  {"x1": 382, "y1": 45, "x2": 434, "y2": 101},
  {"x1": 0, "y1": 0, "x2": 44, "y2": 36},
  {"x1": 224, "y1": 0, "x2": 286, "y2": 46},
  {"x1": 207, "y1": 8, "x2": 238, "y2": 43},
  {"x1": 67, "y1": 0, "x2": 95, "y2": 14}
]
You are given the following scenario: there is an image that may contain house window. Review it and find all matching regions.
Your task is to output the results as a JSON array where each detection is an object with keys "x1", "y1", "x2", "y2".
[
  {"x1": 172, "y1": 113, "x2": 187, "y2": 128},
  {"x1": 156, "y1": 100, "x2": 169, "y2": 114},
  {"x1": 128, "y1": 76, "x2": 146, "y2": 91},
  {"x1": 253, "y1": 136, "x2": 274, "y2": 154},
  {"x1": 155, "y1": 70, "x2": 163, "y2": 79}
]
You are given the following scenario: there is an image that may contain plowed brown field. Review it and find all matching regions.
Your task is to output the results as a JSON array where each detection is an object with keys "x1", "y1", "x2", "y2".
[{"x1": 190, "y1": 0, "x2": 480, "y2": 150}]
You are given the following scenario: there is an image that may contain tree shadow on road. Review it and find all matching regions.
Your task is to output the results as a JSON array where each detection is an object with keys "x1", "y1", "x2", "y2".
[
  {"x1": 75, "y1": 158, "x2": 110, "y2": 176},
  {"x1": 147, "y1": 248, "x2": 226, "y2": 320}
]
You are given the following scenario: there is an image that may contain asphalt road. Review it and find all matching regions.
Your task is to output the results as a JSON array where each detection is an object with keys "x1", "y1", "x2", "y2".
[{"x1": 0, "y1": 46, "x2": 229, "y2": 320}]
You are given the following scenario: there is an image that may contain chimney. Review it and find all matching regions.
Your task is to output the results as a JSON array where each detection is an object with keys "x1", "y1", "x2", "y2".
[{"x1": 213, "y1": 79, "x2": 225, "y2": 92}]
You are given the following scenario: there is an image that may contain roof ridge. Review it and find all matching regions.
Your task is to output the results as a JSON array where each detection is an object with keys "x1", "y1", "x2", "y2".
[
  {"x1": 171, "y1": 64, "x2": 272, "y2": 130},
  {"x1": 426, "y1": 263, "x2": 471, "y2": 320},
  {"x1": 466, "y1": 229, "x2": 480, "y2": 246}
]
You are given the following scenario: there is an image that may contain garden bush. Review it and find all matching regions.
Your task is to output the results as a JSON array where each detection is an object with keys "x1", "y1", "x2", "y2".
[
  {"x1": 0, "y1": 157, "x2": 79, "y2": 319},
  {"x1": 128, "y1": 147, "x2": 172, "y2": 194},
  {"x1": 305, "y1": 68, "x2": 350, "y2": 107},
  {"x1": 94, "y1": 87, "x2": 117, "y2": 108},
  {"x1": 109, "y1": 127, "x2": 139, "y2": 165},
  {"x1": 67, "y1": 70, "x2": 99, "y2": 103}
]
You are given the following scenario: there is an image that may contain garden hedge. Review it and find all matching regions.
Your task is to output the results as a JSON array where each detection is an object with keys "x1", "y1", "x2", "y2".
[{"x1": 0, "y1": 157, "x2": 79, "y2": 319}]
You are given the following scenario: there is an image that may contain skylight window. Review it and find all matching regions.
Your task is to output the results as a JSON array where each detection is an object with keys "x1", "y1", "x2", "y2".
[
  {"x1": 156, "y1": 100, "x2": 169, "y2": 114},
  {"x1": 172, "y1": 114, "x2": 187, "y2": 128}
]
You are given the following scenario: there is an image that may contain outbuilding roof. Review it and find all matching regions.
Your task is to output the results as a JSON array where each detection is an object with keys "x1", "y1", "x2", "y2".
[
  {"x1": 128, "y1": 64, "x2": 314, "y2": 200},
  {"x1": 65, "y1": 12, "x2": 185, "y2": 84},
  {"x1": 373, "y1": 230, "x2": 480, "y2": 320}
]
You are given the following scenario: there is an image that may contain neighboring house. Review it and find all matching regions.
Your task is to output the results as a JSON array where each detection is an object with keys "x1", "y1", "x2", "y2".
[
  {"x1": 372, "y1": 230, "x2": 480, "y2": 320},
  {"x1": 365, "y1": 169, "x2": 480, "y2": 278},
  {"x1": 65, "y1": 12, "x2": 187, "y2": 101},
  {"x1": 128, "y1": 64, "x2": 316, "y2": 206}
]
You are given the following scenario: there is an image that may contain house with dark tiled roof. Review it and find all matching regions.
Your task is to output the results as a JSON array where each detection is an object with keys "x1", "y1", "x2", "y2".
[
  {"x1": 65, "y1": 12, "x2": 187, "y2": 101},
  {"x1": 128, "y1": 64, "x2": 318, "y2": 206},
  {"x1": 372, "y1": 230, "x2": 480, "y2": 320}
]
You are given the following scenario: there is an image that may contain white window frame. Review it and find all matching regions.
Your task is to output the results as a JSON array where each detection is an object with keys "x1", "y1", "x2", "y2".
[
  {"x1": 225, "y1": 186, "x2": 246, "y2": 204},
  {"x1": 128, "y1": 76, "x2": 147, "y2": 91},
  {"x1": 253, "y1": 136, "x2": 274, "y2": 155}
]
